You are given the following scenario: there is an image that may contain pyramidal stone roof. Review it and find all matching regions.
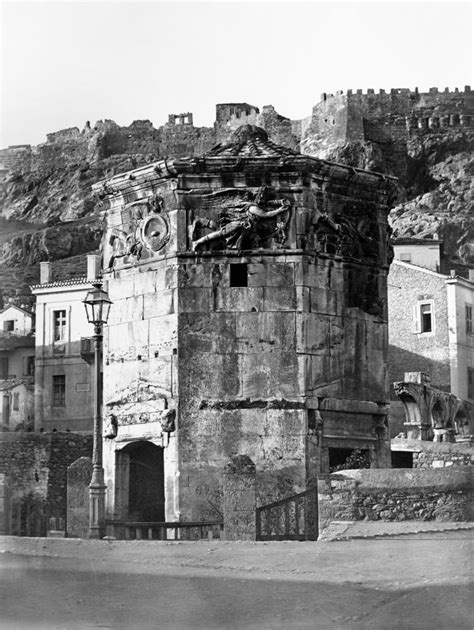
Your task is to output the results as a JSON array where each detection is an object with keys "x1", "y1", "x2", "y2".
[
  {"x1": 205, "y1": 125, "x2": 298, "y2": 158},
  {"x1": 92, "y1": 125, "x2": 398, "y2": 199}
]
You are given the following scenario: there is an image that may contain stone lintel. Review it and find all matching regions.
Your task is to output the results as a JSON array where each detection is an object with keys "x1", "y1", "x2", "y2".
[
  {"x1": 323, "y1": 435, "x2": 378, "y2": 443},
  {"x1": 319, "y1": 398, "x2": 388, "y2": 415}
]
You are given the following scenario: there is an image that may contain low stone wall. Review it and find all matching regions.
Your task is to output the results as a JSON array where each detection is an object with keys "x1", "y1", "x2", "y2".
[
  {"x1": 392, "y1": 438, "x2": 473, "y2": 468},
  {"x1": 318, "y1": 467, "x2": 473, "y2": 535},
  {"x1": 0, "y1": 432, "x2": 92, "y2": 518}
]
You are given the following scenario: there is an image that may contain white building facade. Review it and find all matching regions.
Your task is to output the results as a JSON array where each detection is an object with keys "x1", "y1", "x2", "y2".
[{"x1": 31, "y1": 258, "x2": 101, "y2": 433}]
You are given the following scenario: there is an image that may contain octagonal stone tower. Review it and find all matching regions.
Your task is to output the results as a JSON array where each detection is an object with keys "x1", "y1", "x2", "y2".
[{"x1": 94, "y1": 126, "x2": 397, "y2": 523}]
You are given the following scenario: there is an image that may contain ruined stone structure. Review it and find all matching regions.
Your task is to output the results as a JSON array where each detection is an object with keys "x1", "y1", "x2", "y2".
[
  {"x1": 393, "y1": 372, "x2": 472, "y2": 443},
  {"x1": 94, "y1": 125, "x2": 396, "y2": 524},
  {"x1": 3, "y1": 87, "x2": 471, "y2": 178},
  {"x1": 301, "y1": 86, "x2": 474, "y2": 179}
]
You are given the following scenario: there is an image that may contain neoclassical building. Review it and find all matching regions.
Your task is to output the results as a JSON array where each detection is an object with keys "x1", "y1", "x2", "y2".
[{"x1": 94, "y1": 126, "x2": 397, "y2": 523}]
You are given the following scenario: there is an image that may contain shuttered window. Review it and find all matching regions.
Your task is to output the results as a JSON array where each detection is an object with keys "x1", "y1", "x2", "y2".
[{"x1": 413, "y1": 300, "x2": 434, "y2": 335}]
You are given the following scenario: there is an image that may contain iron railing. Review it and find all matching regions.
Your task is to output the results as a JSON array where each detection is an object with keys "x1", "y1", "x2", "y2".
[
  {"x1": 10, "y1": 499, "x2": 65, "y2": 537},
  {"x1": 106, "y1": 520, "x2": 223, "y2": 541},
  {"x1": 256, "y1": 486, "x2": 318, "y2": 541}
]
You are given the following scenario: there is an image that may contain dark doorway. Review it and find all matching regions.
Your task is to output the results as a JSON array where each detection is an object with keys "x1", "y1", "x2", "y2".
[
  {"x1": 391, "y1": 451, "x2": 414, "y2": 468},
  {"x1": 124, "y1": 441, "x2": 165, "y2": 522},
  {"x1": 328, "y1": 447, "x2": 371, "y2": 472}
]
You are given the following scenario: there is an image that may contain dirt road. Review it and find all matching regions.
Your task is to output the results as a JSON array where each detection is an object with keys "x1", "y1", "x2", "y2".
[{"x1": 1, "y1": 531, "x2": 472, "y2": 629}]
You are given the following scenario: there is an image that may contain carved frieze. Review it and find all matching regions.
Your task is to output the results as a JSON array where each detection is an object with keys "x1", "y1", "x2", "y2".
[
  {"x1": 313, "y1": 210, "x2": 379, "y2": 262},
  {"x1": 113, "y1": 408, "x2": 175, "y2": 428},
  {"x1": 188, "y1": 185, "x2": 291, "y2": 251},
  {"x1": 104, "y1": 378, "x2": 176, "y2": 438},
  {"x1": 103, "y1": 194, "x2": 169, "y2": 268}
]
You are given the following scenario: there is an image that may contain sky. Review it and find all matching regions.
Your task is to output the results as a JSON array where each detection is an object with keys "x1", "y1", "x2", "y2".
[{"x1": 1, "y1": 1, "x2": 473, "y2": 147}]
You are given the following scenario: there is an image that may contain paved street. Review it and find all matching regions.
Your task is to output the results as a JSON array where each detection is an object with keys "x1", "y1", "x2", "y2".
[{"x1": 1, "y1": 531, "x2": 472, "y2": 629}]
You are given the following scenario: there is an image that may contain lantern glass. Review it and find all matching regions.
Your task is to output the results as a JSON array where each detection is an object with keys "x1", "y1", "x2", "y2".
[{"x1": 83, "y1": 283, "x2": 112, "y2": 326}]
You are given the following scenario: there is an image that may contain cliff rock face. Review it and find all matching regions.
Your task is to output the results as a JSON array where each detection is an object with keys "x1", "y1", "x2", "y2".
[
  {"x1": 0, "y1": 89, "x2": 472, "y2": 307},
  {"x1": 322, "y1": 131, "x2": 473, "y2": 270},
  {"x1": 300, "y1": 87, "x2": 473, "y2": 274}
]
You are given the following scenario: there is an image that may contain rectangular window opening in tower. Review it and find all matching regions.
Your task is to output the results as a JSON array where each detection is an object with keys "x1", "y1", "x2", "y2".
[{"x1": 230, "y1": 263, "x2": 248, "y2": 287}]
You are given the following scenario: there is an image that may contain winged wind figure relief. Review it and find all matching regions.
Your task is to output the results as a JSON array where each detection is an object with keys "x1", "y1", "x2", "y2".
[{"x1": 189, "y1": 186, "x2": 291, "y2": 251}]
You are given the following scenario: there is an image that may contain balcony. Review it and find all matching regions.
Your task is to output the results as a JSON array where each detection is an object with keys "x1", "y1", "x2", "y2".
[{"x1": 0, "y1": 374, "x2": 17, "y2": 381}]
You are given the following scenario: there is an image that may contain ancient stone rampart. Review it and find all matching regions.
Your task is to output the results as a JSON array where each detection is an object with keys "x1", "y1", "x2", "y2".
[
  {"x1": 0, "y1": 145, "x2": 32, "y2": 172},
  {"x1": 305, "y1": 86, "x2": 473, "y2": 159},
  {"x1": 2, "y1": 87, "x2": 471, "y2": 176},
  {"x1": 47, "y1": 127, "x2": 81, "y2": 143}
]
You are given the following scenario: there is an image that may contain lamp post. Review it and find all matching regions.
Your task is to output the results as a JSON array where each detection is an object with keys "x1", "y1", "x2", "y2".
[{"x1": 83, "y1": 281, "x2": 112, "y2": 539}]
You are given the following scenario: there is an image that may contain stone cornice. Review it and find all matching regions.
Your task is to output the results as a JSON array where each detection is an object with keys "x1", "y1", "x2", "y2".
[{"x1": 92, "y1": 154, "x2": 398, "y2": 201}]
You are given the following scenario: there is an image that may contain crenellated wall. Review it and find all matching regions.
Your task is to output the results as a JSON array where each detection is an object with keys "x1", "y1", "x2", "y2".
[
  {"x1": 2, "y1": 86, "x2": 471, "y2": 177},
  {"x1": 301, "y1": 85, "x2": 474, "y2": 180}
]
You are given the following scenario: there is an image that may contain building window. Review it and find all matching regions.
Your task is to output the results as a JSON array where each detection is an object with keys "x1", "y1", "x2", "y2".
[
  {"x1": 466, "y1": 304, "x2": 473, "y2": 335},
  {"x1": 420, "y1": 303, "x2": 432, "y2": 332},
  {"x1": 414, "y1": 301, "x2": 434, "y2": 334},
  {"x1": 53, "y1": 375, "x2": 66, "y2": 407},
  {"x1": 230, "y1": 263, "x2": 248, "y2": 287},
  {"x1": 53, "y1": 310, "x2": 67, "y2": 342},
  {"x1": 23, "y1": 356, "x2": 35, "y2": 376},
  {"x1": 3, "y1": 320, "x2": 14, "y2": 332},
  {"x1": 0, "y1": 357, "x2": 9, "y2": 378},
  {"x1": 468, "y1": 368, "x2": 474, "y2": 400},
  {"x1": 12, "y1": 393, "x2": 19, "y2": 411}
]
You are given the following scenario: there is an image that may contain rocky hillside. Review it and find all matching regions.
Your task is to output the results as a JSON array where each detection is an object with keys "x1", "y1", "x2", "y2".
[
  {"x1": 1, "y1": 96, "x2": 472, "y2": 309},
  {"x1": 323, "y1": 129, "x2": 473, "y2": 272},
  {"x1": 0, "y1": 153, "x2": 157, "y2": 308},
  {"x1": 391, "y1": 132, "x2": 473, "y2": 270}
]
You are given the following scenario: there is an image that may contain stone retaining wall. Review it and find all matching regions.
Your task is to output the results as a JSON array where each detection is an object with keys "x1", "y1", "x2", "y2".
[
  {"x1": 0, "y1": 432, "x2": 92, "y2": 515},
  {"x1": 318, "y1": 467, "x2": 473, "y2": 536},
  {"x1": 392, "y1": 438, "x2": 473, "y2": 468}
]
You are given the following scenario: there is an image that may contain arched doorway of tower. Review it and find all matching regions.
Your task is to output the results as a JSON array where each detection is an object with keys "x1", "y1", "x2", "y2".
[{"x1": 115, "y1": 441, "x2": 165, "y2": 522}]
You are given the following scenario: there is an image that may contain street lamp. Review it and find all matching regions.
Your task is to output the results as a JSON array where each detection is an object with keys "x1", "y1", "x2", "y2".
[{"x1": 83, "y1": 281, "x2": 112, "y2": 539}]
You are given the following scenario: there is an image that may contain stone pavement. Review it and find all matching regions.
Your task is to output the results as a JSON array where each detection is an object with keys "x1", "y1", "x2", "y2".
[{"x1": 318, "y1": 519, "x2": 474, "y2": 541}]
